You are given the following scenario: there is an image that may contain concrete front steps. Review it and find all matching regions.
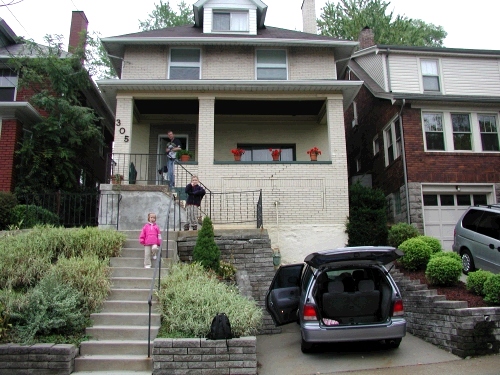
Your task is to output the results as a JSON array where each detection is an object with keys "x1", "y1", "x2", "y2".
[{"x1": 73, "y1": 231, "x2": 175, "y2": 374}]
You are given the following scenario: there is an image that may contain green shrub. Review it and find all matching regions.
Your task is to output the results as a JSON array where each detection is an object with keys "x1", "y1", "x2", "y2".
[
  {"x1": 425, "y1": 256, "x2": 462, "y2": 286},
  {"x1": 0, "y1": 302, "x2": 12, "y2": 341},
  {"x1": 466, "y1": 270, "x2": 493, "y2": 296},
  {"x1": 346, "y1": 183, "x2": 388, "y2": 246},
  {"x1": 10, "y1": 205, "x2": 60, "y2": 229},
  {"x1": 0, "y1": 192, "x2": 17, "y2": 230},
  {"x1": 157, "y1": 263, "x2": 262, "y2": 338},
  {"x1": 13, "y1": 272, "x2": 87, "y2": 344},
  {"x1": 483, "y1": 274, "x2": 500, "y2": 305},
  {"x1": 398, "y1": 237, "x2": 432, "y2": 271},
  {"x1": 192, "y1": 216, "x2": 220, "y2": 271},
  {"x1": 61, "y1": 227, "x2": 124, "y2": 259},
  {"x1": 430, "y1": 251, "x2": 461, "y2": 262},
  {"x1": 217, "y1": 260, "x2": 237, "y2": 280},
  {"x1": 387, "y1": 223, "x2": 420, "y2": 247},
  {"x1": 418, "y1": 236, "x2": 442, "y2": 254}
]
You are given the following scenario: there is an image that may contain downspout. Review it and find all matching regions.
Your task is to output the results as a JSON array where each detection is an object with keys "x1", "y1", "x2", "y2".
[
  {"x1": 272, "y1": 200, "x2": 281, "y2": 267},
  {"x1": 386, "y1": 48, "x2": 392, "y2": 92},
  {"x1": 397, "y1": 99, "x2": 411, "y2": 224}
]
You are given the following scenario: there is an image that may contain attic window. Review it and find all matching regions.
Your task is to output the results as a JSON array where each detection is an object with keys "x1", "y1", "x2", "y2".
[{"x1": 213, "y1": 11, "x2": 248, "y2": 32}]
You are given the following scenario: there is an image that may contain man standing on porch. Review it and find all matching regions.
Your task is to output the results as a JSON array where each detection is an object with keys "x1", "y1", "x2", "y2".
[{"x1": 166, "y1": 130, "x2": 182, "y2": 189}]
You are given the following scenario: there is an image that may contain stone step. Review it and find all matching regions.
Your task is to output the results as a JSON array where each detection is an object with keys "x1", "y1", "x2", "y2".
[
  {"x1": 120, "y1": 248, "x2": 176, "y2": 260},
  {"x1": 86, "y1": 325, "x2": 159, "y2": 341},
  {"x1": 79, "y1": 340, "x2": 152, "y2": 356},
  {"x1": 123, "y1": 238, "x2": 176, "y2": 249},
  {"x1": 109, "y1": 288, "x2": 151, "y2": 301},
  {"x1": 101, "y1": 300, "x2": 156, "y2": 313},
  {"x1": 72, "y1": 372, "x2": 151, "y2": 375},
  {"x1": 91, "y1": 312, "x2": 160, "y2": 326},
  {"x1": 74, "y1": 355, "x2": 152, "y2": 372},
  {"x1": 111, "y1": 277, "x2": 152, "y2": 289},
  {"x1": 111, "y1": 266, "x2": 169, "y2": 278}
]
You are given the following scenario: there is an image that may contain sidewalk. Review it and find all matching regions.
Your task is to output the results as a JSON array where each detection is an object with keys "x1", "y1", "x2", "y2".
[{"x1": 256, "y1": 323, "x2": 498, "y2": 375}]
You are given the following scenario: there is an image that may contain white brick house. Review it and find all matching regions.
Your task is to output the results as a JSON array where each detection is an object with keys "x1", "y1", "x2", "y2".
[{"x1": 97, "y1": 0, "x2": 362, "y2": 262}]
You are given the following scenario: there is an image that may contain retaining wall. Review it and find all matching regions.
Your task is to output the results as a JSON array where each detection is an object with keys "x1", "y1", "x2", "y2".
[
  {"x1": 0, "y1": 343, "x2": 77, "y2": 375},
  {"x1": 391, "y1": 269, "x2": 500, "y2": 358}
]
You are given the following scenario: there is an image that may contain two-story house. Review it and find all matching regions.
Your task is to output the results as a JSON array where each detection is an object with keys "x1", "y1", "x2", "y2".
[
  {"x1": 345, "y1": 28, "x2": 500, "y2": 250},
  {"x1": 97, "y1": 0, "x2": 362, "y2": 262},
  {"x1": 0, "y1": 12, "x2": 115, "y2": 193}
]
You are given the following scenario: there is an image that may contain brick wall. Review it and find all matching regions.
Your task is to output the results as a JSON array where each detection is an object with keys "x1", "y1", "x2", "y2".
[
  {"x1": 153, "y1": 337, "x2": 257, "y2": 374},
  {"x1": 176, "y1": 229, "x2": 281, "y2": 335},
  {"x1": 391, "y1": 269, "x2": 500, "y2": 358},
  {"x1": 0, "y1": 343, "x2": 78, "y2": 375},
  {"x1": 0, "y1": 119, "x2": 23, "y2": 192},
  {"x1": 122, "y1": 45, "x2": 168, "y2": 79}
]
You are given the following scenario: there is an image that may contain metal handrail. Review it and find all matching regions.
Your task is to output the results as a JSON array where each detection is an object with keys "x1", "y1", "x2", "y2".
[{"x1": 147, "y1": 194, "x2": 175, "y2": 357}]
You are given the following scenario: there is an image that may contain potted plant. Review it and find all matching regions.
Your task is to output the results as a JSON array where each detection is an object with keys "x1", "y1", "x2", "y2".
[
  {"x1": 176, "y1": 149, "x2": 193, "y2": 162},
  {"x1": 231, "y1": 148, "x2": 245, "y2": 161},
  {"x1": 112, "y1": 173, "x2": 123, "y2": 184},
  {"x1": 307, "y1": 147, "x2": 322, "y2": 161},
  {"x1": 269, "y1": 148, "x2": 281, "y2": 161}
]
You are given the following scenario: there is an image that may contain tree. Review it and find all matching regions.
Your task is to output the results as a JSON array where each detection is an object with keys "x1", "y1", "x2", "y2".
[
  {"x1": 86, "y1": 32, "x2": 117, "y2": 80},
  {"x1": 10, "y1": 35, "x2": 103, "y2": 195},
  {"x1": 139, "y1": 0, "x2": 193, "y2": 31},
  {"x1": 192, "y1": 216, "x2": 221, "y2": 271},
  {"x1": 317, "y1": 0, "x2": 447, "y2": 47}
]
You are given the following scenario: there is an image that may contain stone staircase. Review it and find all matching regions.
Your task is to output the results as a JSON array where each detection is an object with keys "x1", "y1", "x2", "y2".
[{"x1": 72, "y1": 231, "x2": 176, "y2": 374}]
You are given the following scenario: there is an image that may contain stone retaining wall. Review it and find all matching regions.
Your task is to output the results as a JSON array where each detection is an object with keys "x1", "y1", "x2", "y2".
[
  {"x1": 0, "y1": 343, "x2": 77, "y2": 375},
  {"x1": 176, "y1": 229, "x2": 280, "y2": 334},
  {"x1": 153, "y1": 337, "x2": 256, "y2": 375},
  {"x1": 391, "y1": 270, "x2": 500, "y2": 358}
]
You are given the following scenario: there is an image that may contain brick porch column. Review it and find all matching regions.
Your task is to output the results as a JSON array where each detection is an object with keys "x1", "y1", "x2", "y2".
[
  {"x1": 112, "y1": 95, "x2": 134, "y2": 181},
  {"x1": 197, "y1": 96, "x2": 215, "y2": 167},
  {"x1": 0, "y1": 119, "x2": 23, "y2": 192}
]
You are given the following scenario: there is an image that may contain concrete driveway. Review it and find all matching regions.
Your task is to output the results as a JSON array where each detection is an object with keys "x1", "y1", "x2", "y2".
[{"x1": 256, "y1": 323, "x2": 498, "y2": 375}]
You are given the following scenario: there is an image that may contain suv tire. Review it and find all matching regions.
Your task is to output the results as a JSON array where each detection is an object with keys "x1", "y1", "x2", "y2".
[{"x1": 460, "y1": 248, "x2": 475, "y2": 275}]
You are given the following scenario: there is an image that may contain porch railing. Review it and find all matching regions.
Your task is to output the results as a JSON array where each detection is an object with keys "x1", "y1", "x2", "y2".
[{"x1": 106, "y1": 153, "x2": 174, "y2": 185}]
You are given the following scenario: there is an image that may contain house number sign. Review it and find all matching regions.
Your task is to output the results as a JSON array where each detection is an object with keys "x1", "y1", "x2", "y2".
[{"x1": 115, "y1": 119, "x2": 129, "y2": 142}]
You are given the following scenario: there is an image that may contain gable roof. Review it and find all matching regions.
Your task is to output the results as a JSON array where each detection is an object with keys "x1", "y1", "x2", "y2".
[
  {"x1": 102, "y1": 25, "x2": 358, "y2": 77},
  {"x1": 193, "y1": 0, "x2": 268, "y2": 28}
]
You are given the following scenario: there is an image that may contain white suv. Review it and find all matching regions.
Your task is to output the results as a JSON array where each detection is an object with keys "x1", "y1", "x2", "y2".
[{"x1": 452, "y1": 205, "x2": 500, "y2": 274}]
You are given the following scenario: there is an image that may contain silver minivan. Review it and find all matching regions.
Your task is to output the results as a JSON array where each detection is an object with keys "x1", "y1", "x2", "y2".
[
  {"x1": 452, "y1": 205, "x2": 500, "y2": 274},
  {"x1": 266, "y1": 247, "x2": 406, "y2": 353}
]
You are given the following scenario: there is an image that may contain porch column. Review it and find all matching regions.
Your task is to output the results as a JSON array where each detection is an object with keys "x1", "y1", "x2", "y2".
[
  {"x1": 326, "y1": 95, "x2": 349, "y2": 215},
  {"x1": 197, "y1": 96, "x2": 215, "y2": 167},
  {"x1": 113, "y1": 95, "x2": 134, "y2": 182}
]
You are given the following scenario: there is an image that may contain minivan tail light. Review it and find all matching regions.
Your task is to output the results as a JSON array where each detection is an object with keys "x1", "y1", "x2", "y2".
[
  {"x1": 303, "y1": 303, "x2": 318, "y2": 321},
  {"x1": 392, "y1": 299, "x2": 404, "y2": 316}
]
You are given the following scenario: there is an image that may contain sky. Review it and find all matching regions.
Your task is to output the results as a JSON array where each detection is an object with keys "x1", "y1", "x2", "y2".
[{"x1": 0, "y1": 0, "x2": 499, "y2": 51}]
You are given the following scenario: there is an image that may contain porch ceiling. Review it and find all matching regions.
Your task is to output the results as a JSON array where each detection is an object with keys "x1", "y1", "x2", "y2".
[{"x1": 134, "y1": 99, "x2": 325, "y2": 116}]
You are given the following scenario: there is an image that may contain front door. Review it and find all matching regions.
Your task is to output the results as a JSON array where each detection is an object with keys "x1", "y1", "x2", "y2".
[{"x1": 266, "y1": 264, "x2": 303, "y2": 326}]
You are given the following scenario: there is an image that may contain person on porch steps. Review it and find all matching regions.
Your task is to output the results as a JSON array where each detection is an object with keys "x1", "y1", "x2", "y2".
[
  {"x1": 139, "y1": 212, "x2": 161, "y2": 268},
  {"x1": 184, "y1": 175, "x2": 205, "y2": 231},
  {"x1": 165, "y1": 130, "x2": 182, "y2": 189}
]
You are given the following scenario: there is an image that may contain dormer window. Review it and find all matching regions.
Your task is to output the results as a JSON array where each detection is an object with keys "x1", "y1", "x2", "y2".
[
  {"x1": 421, "y1": 59, "x2": 441, "y2": 92},
  {"x1": 213, "y1": 11, "x2": 249, "y2": 32}
]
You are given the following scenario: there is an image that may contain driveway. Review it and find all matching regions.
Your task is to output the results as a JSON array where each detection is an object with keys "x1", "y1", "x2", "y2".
[{"x1": 256, "y1": 323, "x2": 498, "y2": 375}]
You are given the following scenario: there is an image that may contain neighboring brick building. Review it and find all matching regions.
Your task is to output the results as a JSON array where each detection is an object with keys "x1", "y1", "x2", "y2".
[
  {"x1": 0, "y1": 12, "x2": 114, "y2": 192},
  {"x1": 344, "y1": 28, "x2": 500, "y2": 250},
  {"x1": 97, "y1": 0, "x2": 362, "y2": 262}
]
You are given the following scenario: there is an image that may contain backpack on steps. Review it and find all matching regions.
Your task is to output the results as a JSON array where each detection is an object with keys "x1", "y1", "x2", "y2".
[{"x1": 207, "y1": 312, "x2": 233, "y2": 340}]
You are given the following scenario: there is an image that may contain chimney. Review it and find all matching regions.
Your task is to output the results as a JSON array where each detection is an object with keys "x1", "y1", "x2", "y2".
[
  {"x1": 301, "y1": 0, "x2": 317, "y2": 34},
  {"x1": 358, "y1": 26, "x2": 375, "y2": 49},
  {"x1": 68, "y1": 11, "x2": 88, "y2": 53}
]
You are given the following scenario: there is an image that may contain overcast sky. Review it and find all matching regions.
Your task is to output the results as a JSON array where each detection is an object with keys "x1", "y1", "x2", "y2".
[{"x1": 1, "y1": 0, "x2": 499, "y2": 51}]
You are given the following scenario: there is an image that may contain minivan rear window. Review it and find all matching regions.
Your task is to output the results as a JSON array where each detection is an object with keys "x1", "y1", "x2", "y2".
[
  {"x1": 462, "y1": 209, "x2": 484, "y2": 231},
  {"x1": 476, "y1": 211, "x2": 500, "y2": 240}
]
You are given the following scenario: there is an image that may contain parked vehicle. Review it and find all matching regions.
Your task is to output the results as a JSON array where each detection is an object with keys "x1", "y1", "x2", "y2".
[
  {"x1": 452, "y1": 204, "x2": 500, "y2": 274},
  {"x1": 266, "y1": 247, "x2": 406, "y2": 353}
]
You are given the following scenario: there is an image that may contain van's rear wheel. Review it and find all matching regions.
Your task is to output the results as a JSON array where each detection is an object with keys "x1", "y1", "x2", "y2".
[
  {"x1": 301, "y1": 338, "x2": 314, "y2": 353},
  {"x1": 461, "y1": 249, "x2": 475, "y2": 275}
]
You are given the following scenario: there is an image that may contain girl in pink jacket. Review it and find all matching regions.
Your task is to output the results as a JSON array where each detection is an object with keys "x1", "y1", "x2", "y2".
[{"x1": 139, "y1": 212, "x2": 161, "y2": 268}]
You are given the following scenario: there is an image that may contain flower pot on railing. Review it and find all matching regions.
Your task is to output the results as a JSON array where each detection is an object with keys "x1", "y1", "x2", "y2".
[
  {"x1": 180, "y1": 154, "x2": 191, "y2": 162},
  {"x1": 307, "y1": 147, "x2": 322, "y2": 161},
  {"x1": 234, "y1": 154, "x2": 241, "y2": 161},
  {"x1": 231, "y1": 148, "x2": 245, "y2": 161},
  {"x1": 309, "y1": 153, "x2": 318, "y2": 161},
  {"x1": 269, "y1": 148, "x2": 281, "y2": 161},
  {"x1": 177, "y1": 150, "x2": 193, "y2": 162}
]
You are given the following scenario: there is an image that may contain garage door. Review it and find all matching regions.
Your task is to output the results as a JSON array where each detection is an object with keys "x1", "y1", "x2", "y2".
[{"x1": 423, "y1": 194, "x2": 487, "y2": 250}]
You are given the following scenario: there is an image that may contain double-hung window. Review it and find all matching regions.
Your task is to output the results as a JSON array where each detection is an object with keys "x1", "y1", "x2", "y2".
[
  {"x1": 383, "y1": 122, "x2": 401, "y2": 165},
  {"x1": 237, "y1": 144, "x2": 295, "y2": 161},
  {"x1": 451, "y1": 113, "x2": 472, "y2": 150},
  {"x1": 213, "y1": 11, "x2": 248, "y2": 32},
  {"x1": 478, "y1": 114, "x2": 500, "y2": 151},
  {"x1": 169, "y1": 49, "x2": 201, "y2": 80},
  {"x1": 0, "y1": 68, "x2": 18, "y2": 101},
  {"x1": 423, "y1": 113, "x2": 445, "y2": 151},
  {"x1": 421, "y1": 59, "x2": 440, "y2": 92},
  {"x1": 256, "y1": 50, "x2": 287, "y2": 80}
]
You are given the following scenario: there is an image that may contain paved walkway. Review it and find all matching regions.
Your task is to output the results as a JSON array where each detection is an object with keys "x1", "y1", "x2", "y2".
[{"x1": 256, "y1": 323, "x2": 498, "y2": 375}]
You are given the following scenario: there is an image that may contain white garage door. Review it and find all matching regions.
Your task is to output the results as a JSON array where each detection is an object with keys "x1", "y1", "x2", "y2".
[{"x1": 423, "y1": 193, "x2": 487, "y2": 250}]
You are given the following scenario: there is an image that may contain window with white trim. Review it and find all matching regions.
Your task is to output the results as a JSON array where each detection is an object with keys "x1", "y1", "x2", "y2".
[
  {"x1": 355, "y1": 155, "x2": 361, "y2": 172},
  {"x1": 0, "y1": 68, "x2": 18, "y2": 101},
  {"x1": 169, "y1": 48, "x2": 201, "y2": 80},
  {"x1": 213, "y1": 11, "x2": 248, "y2": 31},
  {"x1": 478, "y1": 114, "x2": 500, "y2": 151},
  {"x1": 256, "y1": 50, "x2": 287, "y2": 80},
  {"x1": 421, "y1": 59, "x2": 440, "y2": 92},
  {"x1": 451, "y1": 113, "x2": 472, "y2": 150},
  {"x1": 373, "y1": 134, "x2": 380, "y2": 155},
  {"x1": 423, "y1": 112, "x2": 445, "y2": 150},
  {"x1": 383, "y1": 122, "x2": 401, "y2": 165}
]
